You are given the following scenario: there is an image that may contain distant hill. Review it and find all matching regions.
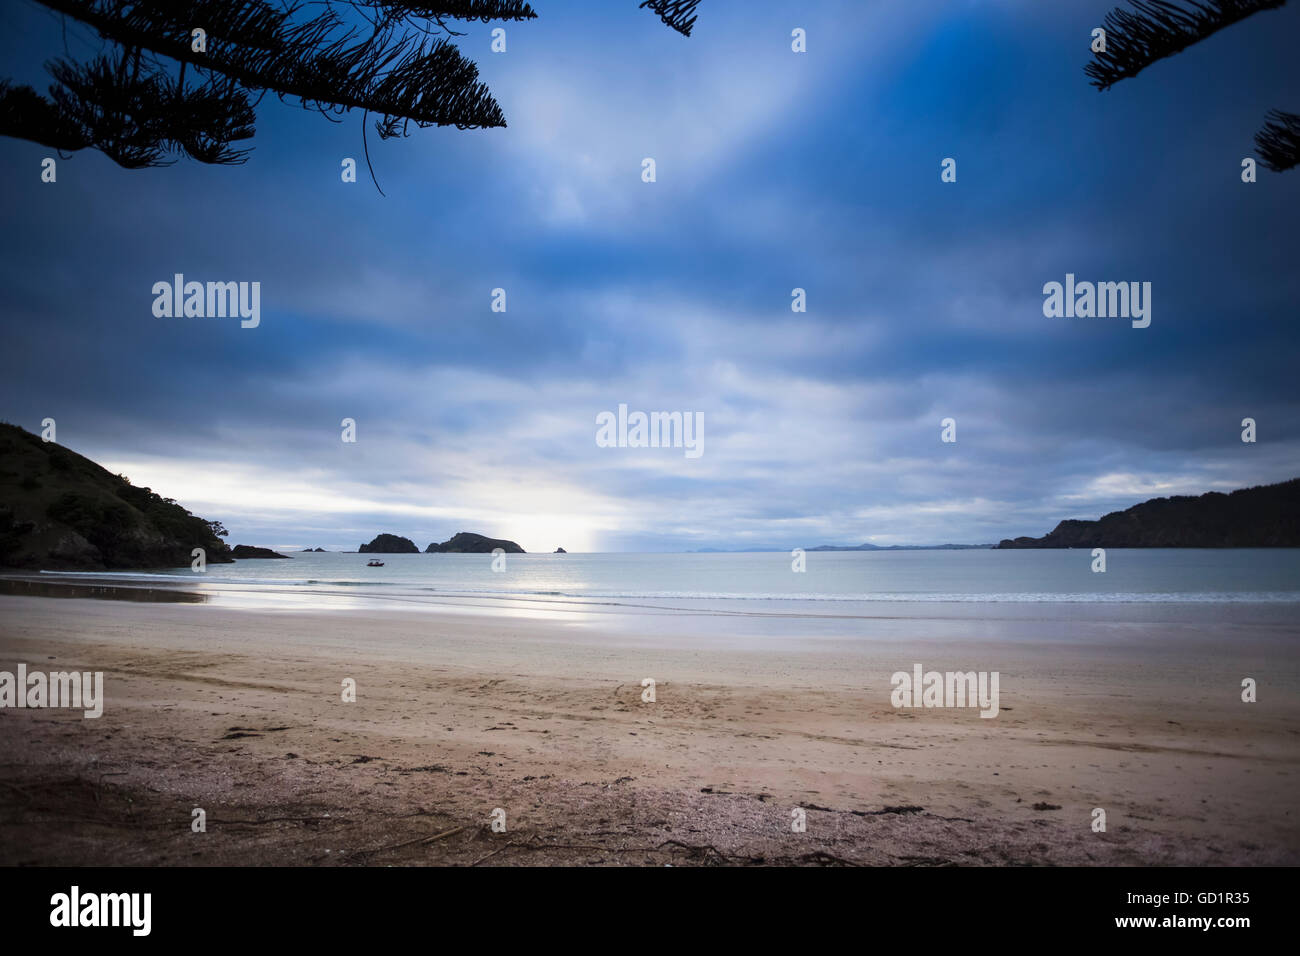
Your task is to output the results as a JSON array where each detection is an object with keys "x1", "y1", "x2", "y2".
[
  {"x1": 0, "y1": 422, "x2": 233, "y2": 570},
  {"x1": 427, "y1": 532, "x2": 525, "y2": 554},
  {"x1": 690, "y1": 543, "x2": 991, "y2": 553},
  {"x1": 807, "y1": 543, "x2": 993, "y2": 551},
  {"x1": 997, "y1": 478, "x2": 1300, "y2": 548},
  {"x1": 230, "y1": 545, "x2": 290, "y2": 559},
  {"x1": 358, "y1": 533, "x2": 418, "y2": 553},
  {"x1": 688, "y1": 547, "x2": 785, "y2": 553}
]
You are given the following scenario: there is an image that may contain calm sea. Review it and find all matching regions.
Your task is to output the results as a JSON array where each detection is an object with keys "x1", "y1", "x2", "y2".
[{"x1": 40, "y1": 549, "x2": 1300, "y2": 605}]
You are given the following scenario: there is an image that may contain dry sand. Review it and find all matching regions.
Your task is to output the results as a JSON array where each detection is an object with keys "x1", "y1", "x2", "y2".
[{"x1": 0, "y1": 591, "x2": 1296, "y2": 865}]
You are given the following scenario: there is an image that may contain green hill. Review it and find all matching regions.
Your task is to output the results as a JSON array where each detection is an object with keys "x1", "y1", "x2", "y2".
[{"x1": 0, "y1": 422, "x2": 233, "y2": 570}]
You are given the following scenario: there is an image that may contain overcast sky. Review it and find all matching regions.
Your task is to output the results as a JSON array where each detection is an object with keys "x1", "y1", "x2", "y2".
[{"x1": 1, "y1": 0, "x2": 1297, "y2": 552}]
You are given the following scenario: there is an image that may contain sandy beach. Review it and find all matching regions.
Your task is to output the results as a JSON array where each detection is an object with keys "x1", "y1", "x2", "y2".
[{"x1": 1, "y1": 589, "x2": 1297, "y2": 866}]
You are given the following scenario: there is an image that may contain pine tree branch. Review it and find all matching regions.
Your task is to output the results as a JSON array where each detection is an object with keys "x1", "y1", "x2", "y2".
[
  {"x1": 45, "y1": 53, "x2": 257, "y2": 166},
  {"x1": 38, "y1": 0, "x2": 508, "y2": 131},
  {"x1": 639, "y1": 0, "x2": 701, "y2": 36},
  {"x1": 377, "y1": 2, "x2": 537, "y2": 22},
  {"x1": 1255, "y1": 108, "x2": 1300, "y2": 171},
  {"x1": 3, "y1": 0, "x2": 693, "y2": 174},
  {"x1": 0, "y1": 79, "x2": 91, "y2": 154},
  {"x1": 1086, "y1": 0, "x2": 1287, "y2": 90}
]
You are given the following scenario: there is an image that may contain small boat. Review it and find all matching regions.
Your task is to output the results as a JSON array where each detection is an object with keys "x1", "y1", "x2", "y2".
[{"x1": 366, "y1": 560, "x2": 385, "y2": 567}]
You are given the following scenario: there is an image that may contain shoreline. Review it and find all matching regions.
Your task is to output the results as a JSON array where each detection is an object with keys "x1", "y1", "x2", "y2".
[
  {"x1": 1, "y1": 592, "x2": 1297, "y2": 865},
  {"x1": 9, "y1": 546, "x2": 1300, "y2": 614}
]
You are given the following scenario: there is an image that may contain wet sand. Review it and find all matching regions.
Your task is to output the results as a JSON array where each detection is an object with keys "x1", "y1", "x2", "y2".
[{"x1": 0, "y1": 591, "x2": 1296, "y2": 865}]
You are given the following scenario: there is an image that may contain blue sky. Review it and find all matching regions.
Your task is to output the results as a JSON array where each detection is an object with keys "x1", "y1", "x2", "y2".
[{"x1": 1, "y1": 0, "x2": 1297, "y2": 552}]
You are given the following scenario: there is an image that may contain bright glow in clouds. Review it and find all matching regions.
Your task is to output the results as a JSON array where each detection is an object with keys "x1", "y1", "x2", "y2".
[{"x1": 1, "y1": 1, "x2": 1297, "y2": 551}]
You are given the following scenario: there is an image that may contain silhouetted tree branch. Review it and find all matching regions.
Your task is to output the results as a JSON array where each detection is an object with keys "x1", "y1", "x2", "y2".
[
  {"x1": 1255, "y1": 108, "x2": 1300, "y2": 170},
  {"x1": 639, "y1": 0, "x2": 701, "y2": 36},
  {"x1": 0, "y1": 1, "x2": 701, "y2": 173},
  {"x1": 1086, "y1": 0, "x2": 1295, "y2": 172},
  {"x1": 1086, "y1": 0, "x2": 1285, "y2": 89}
]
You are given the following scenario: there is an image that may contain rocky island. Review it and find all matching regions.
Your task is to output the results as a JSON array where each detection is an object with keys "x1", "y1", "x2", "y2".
[
  {"x1": 426, "y1": 532, "x2": 525, "y2": 554},
  {"x1": 230, "y1": 545, "x2": 291, "y2": 559},
  {"x1": 358, "y1": 534, "x2": 419, "y2": 553}
]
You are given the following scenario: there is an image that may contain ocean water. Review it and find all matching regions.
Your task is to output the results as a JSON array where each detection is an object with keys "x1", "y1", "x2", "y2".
[{"x1": 38, "y1": 548, "x2": 1300, "y2": 605}]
